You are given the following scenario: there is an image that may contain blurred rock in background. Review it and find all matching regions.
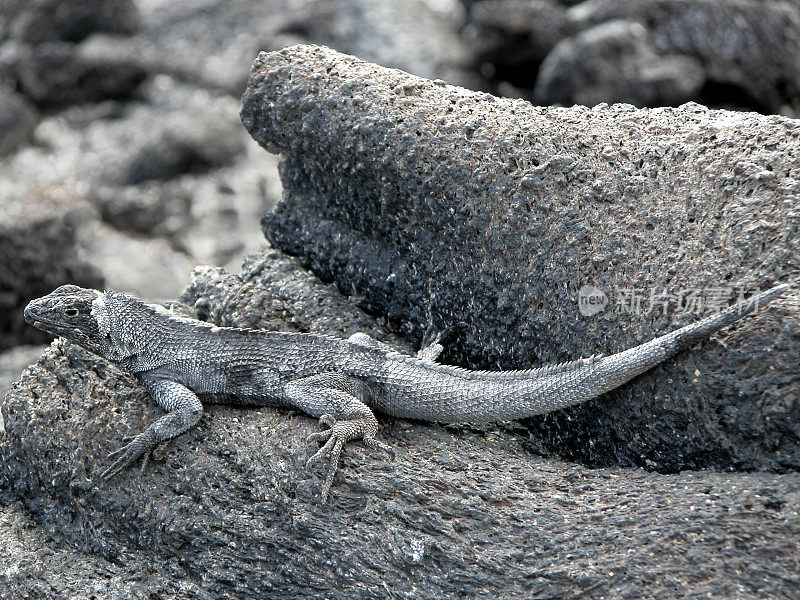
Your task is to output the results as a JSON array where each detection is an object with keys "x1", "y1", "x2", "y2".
[
  {"x1": 0, "y1": 186, "x2": 103, "y2": 351},
  {"x1": 0, "y1": 0, "x2": 474, "y2": 309},
  {"x1": 463, "y1": 0, "x2": 800, "y2": 114}
]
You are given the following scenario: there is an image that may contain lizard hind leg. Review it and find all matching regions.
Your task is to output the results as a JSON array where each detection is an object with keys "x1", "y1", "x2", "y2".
[
  {"x1": 348, "y1": 330, "x2": 444, "y2": 363},
  {"x1": 283, "y1": 373, "x2": 393, "y2": 502},
  {"x1": 416, "y1": 329, "x2": 444, "y2": 363}
]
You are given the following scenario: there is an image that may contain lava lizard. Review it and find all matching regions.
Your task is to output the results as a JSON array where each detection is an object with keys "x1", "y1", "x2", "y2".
[{"x1": 24, "y1": 282, "x2": 790, "y2": 500}]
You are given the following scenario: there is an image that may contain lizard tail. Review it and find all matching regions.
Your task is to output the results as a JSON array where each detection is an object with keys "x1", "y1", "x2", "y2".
[
  {"x1": 373, "y1": 283, "x2": 789, "y2": 423},
  {"x1": 593, "y1": 282, "x2": 788, "y2": 392},
  {"x1": 504, "y1": 282, "x2": 790, "y2": 418}
]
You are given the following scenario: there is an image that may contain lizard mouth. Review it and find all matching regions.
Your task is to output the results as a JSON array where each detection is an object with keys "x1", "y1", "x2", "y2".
[
  {"x1": 23, "y1": 304, "x2": 74, "y2": 335},
  {"x1": 23, "y1": 305, "x2": 50, "y2": 326}
]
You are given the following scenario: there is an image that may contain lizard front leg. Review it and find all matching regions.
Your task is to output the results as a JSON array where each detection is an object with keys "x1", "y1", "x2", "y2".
[
  {"x1": 101, "y1": 376, "x2": 203, "y2": 480},
  {"x1": 283, "y1": 372, "x2": 393, "y2": 501}
]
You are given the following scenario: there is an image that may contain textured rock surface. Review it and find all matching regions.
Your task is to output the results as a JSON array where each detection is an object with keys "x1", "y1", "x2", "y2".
[
  {"x1": 242, "y1": 45, "x2": 800, "y2": 474},
  {"x1": 183, "y1": 251, "x2": 415, "y2": 350},
  {"x1": 0, "y1": 491, "x2": 206, "y2": 600},
  {"x1": 0, "y1": 345, "x2": 46, "y2": 433},
  {"x1": 0, "y1": 186, "x2": 104, "y2": 351},
  {"x1": 1, "y1": 257, "x2": 799, "y2": 599}
]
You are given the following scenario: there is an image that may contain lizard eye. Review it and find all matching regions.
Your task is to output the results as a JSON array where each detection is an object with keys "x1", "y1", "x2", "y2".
[{"x1": 64, "y1": 308, "x2": 79, "y2": 318}]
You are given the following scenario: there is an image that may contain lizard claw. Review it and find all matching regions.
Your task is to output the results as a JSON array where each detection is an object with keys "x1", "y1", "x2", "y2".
[
  {"x1": 305, "y1": 414, "x2": 394, "y2": 502},
  {"x1": 101, "y1": 432, "x2": 156, "y2": 480},
  {"x1": 305, "y1": 428, "x2": 345, "y2": 502}
]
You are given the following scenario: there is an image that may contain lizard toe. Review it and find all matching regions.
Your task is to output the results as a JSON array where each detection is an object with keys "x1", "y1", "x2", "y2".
[
  {"x1": 306, "y1": 434, "x2": 337, "y2": 469},
  {"x1": 139, "y1": 447, "x2": 153, "y2": 475},
  {"x1": 306, "y1": 429, "x2": 332, "y2": 444},
  {"x1": 101, "y1": 432, "x2": 155, "y2": 480},
  {"x1": 364, "y1": 436, "x2": 395, "y2": 459},
  {"x1": 319, "y1": 437, "x2": 345, "y2": 503}
]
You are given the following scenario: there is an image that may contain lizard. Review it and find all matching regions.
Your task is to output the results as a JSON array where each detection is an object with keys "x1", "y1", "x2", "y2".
[{"x1": 23, "y1": 282, "x2": 790, "y2": 501}]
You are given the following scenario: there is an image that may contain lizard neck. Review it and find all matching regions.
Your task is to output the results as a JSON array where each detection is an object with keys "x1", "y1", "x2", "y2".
[{"x1": 103, "y1": 291, "x2": 172, "y2": 362}]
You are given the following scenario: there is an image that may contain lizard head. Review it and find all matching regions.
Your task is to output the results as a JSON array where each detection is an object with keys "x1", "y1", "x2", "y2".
[{"x1": 24, "y1": 285, "x2": 117, "y2": 359}]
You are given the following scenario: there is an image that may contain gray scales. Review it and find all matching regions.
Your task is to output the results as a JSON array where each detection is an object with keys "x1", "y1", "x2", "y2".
[{"x1": 24, "y1": 282, "x2": 790, "y2": 500}]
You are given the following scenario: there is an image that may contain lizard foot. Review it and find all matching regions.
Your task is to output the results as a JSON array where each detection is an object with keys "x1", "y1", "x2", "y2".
[
  {"x1": 305, "y1": 415, "x2": 394, "y2": 502},
  {"x1": 101, "y1": 431, "x2": 157, "y2": 480},
  {"x1": 417, "y1": 326, "x2": 444, "y2": 362}
]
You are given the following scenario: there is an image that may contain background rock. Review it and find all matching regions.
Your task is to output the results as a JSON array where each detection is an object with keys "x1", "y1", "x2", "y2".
[
  {"x1": 76, "y1": 220, "x2": 198, "y2": 301},
  {"x1": 0, "y1": 0, "x2": 296, "y2": 317},
  {"x1": 88, "y1": 183, "x2": 193, "y2": 239},
  {"x1": 564, "y1": 0, "x2": 800, "y2": 112},
  {"x1": 127, "y1": 0, "x2": 473, "y2": 97},
  {"x1": 242, "y1": 45, "x2": 800, "y2": 474},
  {"x1": 0, "y1": 75, "x2": 279, "y2": 297},
  {"x1": 0, "y1": 0, "x2": 144, "y2": 109},
  {"x1": 0, "y1": 86, "x2": 38, "y2": 157},
  {"x1": 0, "y1": 0, "x2": 139, "y2": 45},
  {"x1": 129, "y1": 0, "x2": 308, "y2": 95},
  {"x1": 462, "y1": 0, "x2": 566, "y2": 85},
  {"x1": 275, "y1": 0, "x2": 474, "y2": 88},
  {"x1": 0, "y1": 186, "x2": 104, "y2": 351},
  {"x1": 534, "y1": 20, "x2": 705, "y2": 106},
  {"x1": 462, "y1": 0, "x2": 800, "y2": 113},
  {"x1": 0, "y1": 38, "x2": 147, "y2": 108}
]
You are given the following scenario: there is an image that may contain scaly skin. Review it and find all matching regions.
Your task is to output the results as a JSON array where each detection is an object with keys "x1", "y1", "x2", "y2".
[{"x1": 24, "y1": 283, "x2": 790, "y2": 500}]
